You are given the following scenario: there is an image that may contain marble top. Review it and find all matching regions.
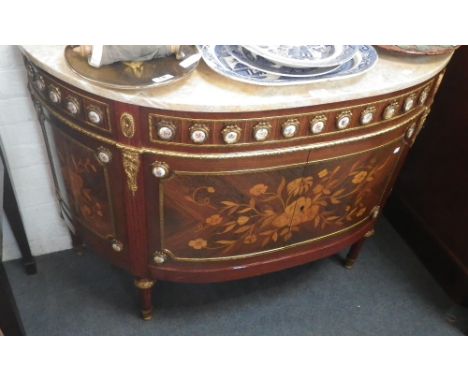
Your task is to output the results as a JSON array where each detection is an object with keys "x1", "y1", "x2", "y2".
[{"x1": 20, "y1": 45, "x2": 452, "y2": 113}]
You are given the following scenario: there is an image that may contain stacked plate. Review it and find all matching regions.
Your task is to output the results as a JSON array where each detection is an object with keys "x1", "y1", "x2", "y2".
[{"x1": 198, "y1": 45, "x2": 378, "y2": 86}]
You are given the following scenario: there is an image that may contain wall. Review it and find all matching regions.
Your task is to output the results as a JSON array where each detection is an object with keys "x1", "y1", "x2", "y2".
[{"x1": 0, "y1": 45, "x2": 71, "y2": 261}]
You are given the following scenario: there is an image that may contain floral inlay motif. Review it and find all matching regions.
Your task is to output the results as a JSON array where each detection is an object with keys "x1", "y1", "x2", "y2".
[
  {"x1": 188, "y1": 238, "x2": 208, "y2": 250},
  {"x1": 68, "y1": 156, "x2": 103, "y2": 219},
  {"x1": 184, "y1": 155, "x2": 392, "y2": 254},
  {"x1": 55, "y1": 132, "x2": 112, "y2": 237}
]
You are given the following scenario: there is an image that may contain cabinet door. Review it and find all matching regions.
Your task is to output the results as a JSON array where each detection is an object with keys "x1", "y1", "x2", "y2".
[
  {"x1": 50, "y1": 127, "x2": 115, "y2": 239},
  {"x1": 146, "y1": 134, "x2": 403, "y2": 265},
  {"x1": 288, "y1": 140, "x2": 402, "y2": 245},
  {"x1": 40, "y1": 111, "x2": 129, "y2": 261},
  {"x1": 146, "y1": 151, "x2": 311, "y2": 262},
  {"x1": 162, "y1": 163, "x2": 310, "y2": 258}
]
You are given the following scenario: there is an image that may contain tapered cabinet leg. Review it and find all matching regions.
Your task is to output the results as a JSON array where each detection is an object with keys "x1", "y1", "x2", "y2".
[
  {"x1": 134, "y1": 278, "x2": 156, "y2": 320},
  {"x1": 345, "y1": 229, "x2": 375, "y2": 269}
]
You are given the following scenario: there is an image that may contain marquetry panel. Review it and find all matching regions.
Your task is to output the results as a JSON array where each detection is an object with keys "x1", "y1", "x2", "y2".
[
  {"x1": 157, "y1": 138, "x2": 402, "y2": 263},
  {"x1": 52, "y1": 128, "x2": 116, "y2": 239}
]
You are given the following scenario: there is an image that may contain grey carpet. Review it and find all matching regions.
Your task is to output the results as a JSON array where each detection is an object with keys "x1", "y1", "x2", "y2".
[{"x1": 3, "y1": 218, "x2": 462, "y2": 335}]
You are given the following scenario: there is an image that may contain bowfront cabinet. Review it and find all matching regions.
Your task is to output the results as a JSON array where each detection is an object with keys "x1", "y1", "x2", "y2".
[{"x1": 22, "y1": 49, "x2": 447, "y2": 320}]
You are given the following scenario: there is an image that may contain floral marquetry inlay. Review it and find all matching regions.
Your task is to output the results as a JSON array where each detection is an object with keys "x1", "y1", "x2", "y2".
[
  {"x1": 54, "y1": 131, "x2": 114, "y2": 238},
  {"x1": 162, "y1": 145, "x2": 400, "y2": 260}
]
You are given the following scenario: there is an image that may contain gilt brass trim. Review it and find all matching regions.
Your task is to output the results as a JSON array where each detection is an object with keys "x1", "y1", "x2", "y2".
[
  {"x1": 141, "y1": 309, "x2": 153, "y2": 320},
  {"x1": 154, "y1": 120, "x2": 177, "y2": 141},
  {"x1": 253, "y1": 121, "x2": 272, "y2": 141},
  {"x1": 281, "y1": 118, "x2": 300, "y2": 138},
  {"x1": 432, "y1": 70, "x2": 446, "y2": 97},
  {"x1": 364, "y1": 229, "x2": 375, "y2": 238},
  {"x1": 419, "y1": 86, "x2": 430, "y2": 105},
  {"x1": 174, "y1": 135, "x2": 405, "y2": 176},
  {"x1": 360, "y1": 106, "x2": 376, "y2": 125},
  {"x1": 383, "y1": 100, "x2": 400, "y2": 120},
  {"x1": 162, "y1": 217, "x2": 371, "y2": 263},
  {"x1": 370, "y1": 206, "x2": 380, "y2": 219},
  {"x1": 34, "y1": 75, "x2": 46, "y2": 92},
  {"x1": 86, "y1": 104, "x2": 104, "y2": 125},
  {"x1": 189, "y1": 123, "x2": 210, "y2": 144},
  {"x1": 148, "y1": 112, "x2": 416, "y2": 148},
  {"x1": 336, "y1": 110, "x2": 353, "y2": 130},
  {"x1": 221, "y1": 124, "x2": 242, "y2": 144},
  {"x1": 64, "y1": 95, "x2": 81, "y2": 117},
  {"x1": 39, "y1": 70, "x2": 113, "y2": 133},
  {"x1": 122, "y1": 149, "x2": 140, "y2": 196},
  {"x1": 145, "y1": 79, "x2": 435, "y2": 147},
  {"x1": 134, "y1": 279, "x2": 155, "y2": 289},
  {"x1": 32, "y1": 86, "x2": 424, "y2": 160},
  {"x1": 47, "y1": 84, "x2": 61, "y2": 104},
  {"x1": 96, "y1": 146, "x2": 112, "y2": 164},
  {"x1": 120, "y1": 112, "x2": 135, "y2": 138},
  {"x1": 111, "y1": 239, "x2": 124, "y2": 252},
  {"x1": 153, "y1": 250, "x2": 168, "y2": 264},
  {"x1": 159, "y1": 182, "x2": 165, "y2": 249},
  {"x1": 405, "y1": 122, "x2": 417, "y2": 144},
  {"x1": 310, "y1": 114, "x2": 328, "y2": 134},
  {"x1": 403, "y1": 93, "x2": 417, "y2": 112},
  {"x1": 418, "y1": 106, "x2": 431, "y2": 130},
  {"x1": 146, "y1": 80, "x2": 434, "y2": 124},
  {"x1": 158, "y1": 110, "x2": 420, "y2": 160},
  {"x1": 151, "y1": 161, "x2": 170, "y2": 178}
]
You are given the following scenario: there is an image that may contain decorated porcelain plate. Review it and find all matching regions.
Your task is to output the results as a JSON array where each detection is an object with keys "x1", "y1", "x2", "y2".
[
  {"x1": 198, "y1": 45, "x2": 378, "y2": 86},
  {"x1": 242, "y1": 45, "x2": 358, "y2": 68},
  {"x1": 225, "y1": 45, "x2": 341, "y2": 78},
  {"x1": 64, "y1": 45, "x2": 201, "y2": 90}
]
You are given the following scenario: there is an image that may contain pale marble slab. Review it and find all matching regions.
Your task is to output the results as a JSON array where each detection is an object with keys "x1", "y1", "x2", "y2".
[{"x1": 20, "y1": 45, "x2": 452, "y2": 113}]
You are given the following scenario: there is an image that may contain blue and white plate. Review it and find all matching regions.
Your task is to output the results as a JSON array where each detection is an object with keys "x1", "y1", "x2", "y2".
[
  {"x1": 197, "y1": 45, "x2": 378, "y2": 87},
  {"x1": 226, "y1": 45, "x2": 341, "y2": 78},
  {"x1": 242, "y1": 45, "x2": 358, "y2": 68}
]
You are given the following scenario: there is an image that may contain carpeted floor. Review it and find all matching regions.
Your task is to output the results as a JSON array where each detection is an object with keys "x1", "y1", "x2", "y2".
[{"x1": 3, "y1": 218, "x2": 462, "y2": 335}]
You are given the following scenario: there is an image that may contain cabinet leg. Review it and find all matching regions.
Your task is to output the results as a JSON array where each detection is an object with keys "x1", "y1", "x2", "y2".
[
  {"x1": 134, "y1": 278, "x2": 155, "y2": 320},
  {"x1": 345, "y1": 229, "x2": 375, "y2": 269}
]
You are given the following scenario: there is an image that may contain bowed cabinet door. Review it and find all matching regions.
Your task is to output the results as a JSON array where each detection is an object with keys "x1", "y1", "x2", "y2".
[
  {"x1": 143, "y1": 114, "x2": 418, "y2": 283},
  {"x1": 143, "y1": 147, "x2": 310, "y2": 277},
  {"x1": 37, "y1": 108, "x2": 130, "y2": 269}
]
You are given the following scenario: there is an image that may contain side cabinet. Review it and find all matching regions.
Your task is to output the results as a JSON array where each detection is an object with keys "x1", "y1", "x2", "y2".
[{"x1": 23, "y1": 52, "x2": 446, "y2": 318}]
